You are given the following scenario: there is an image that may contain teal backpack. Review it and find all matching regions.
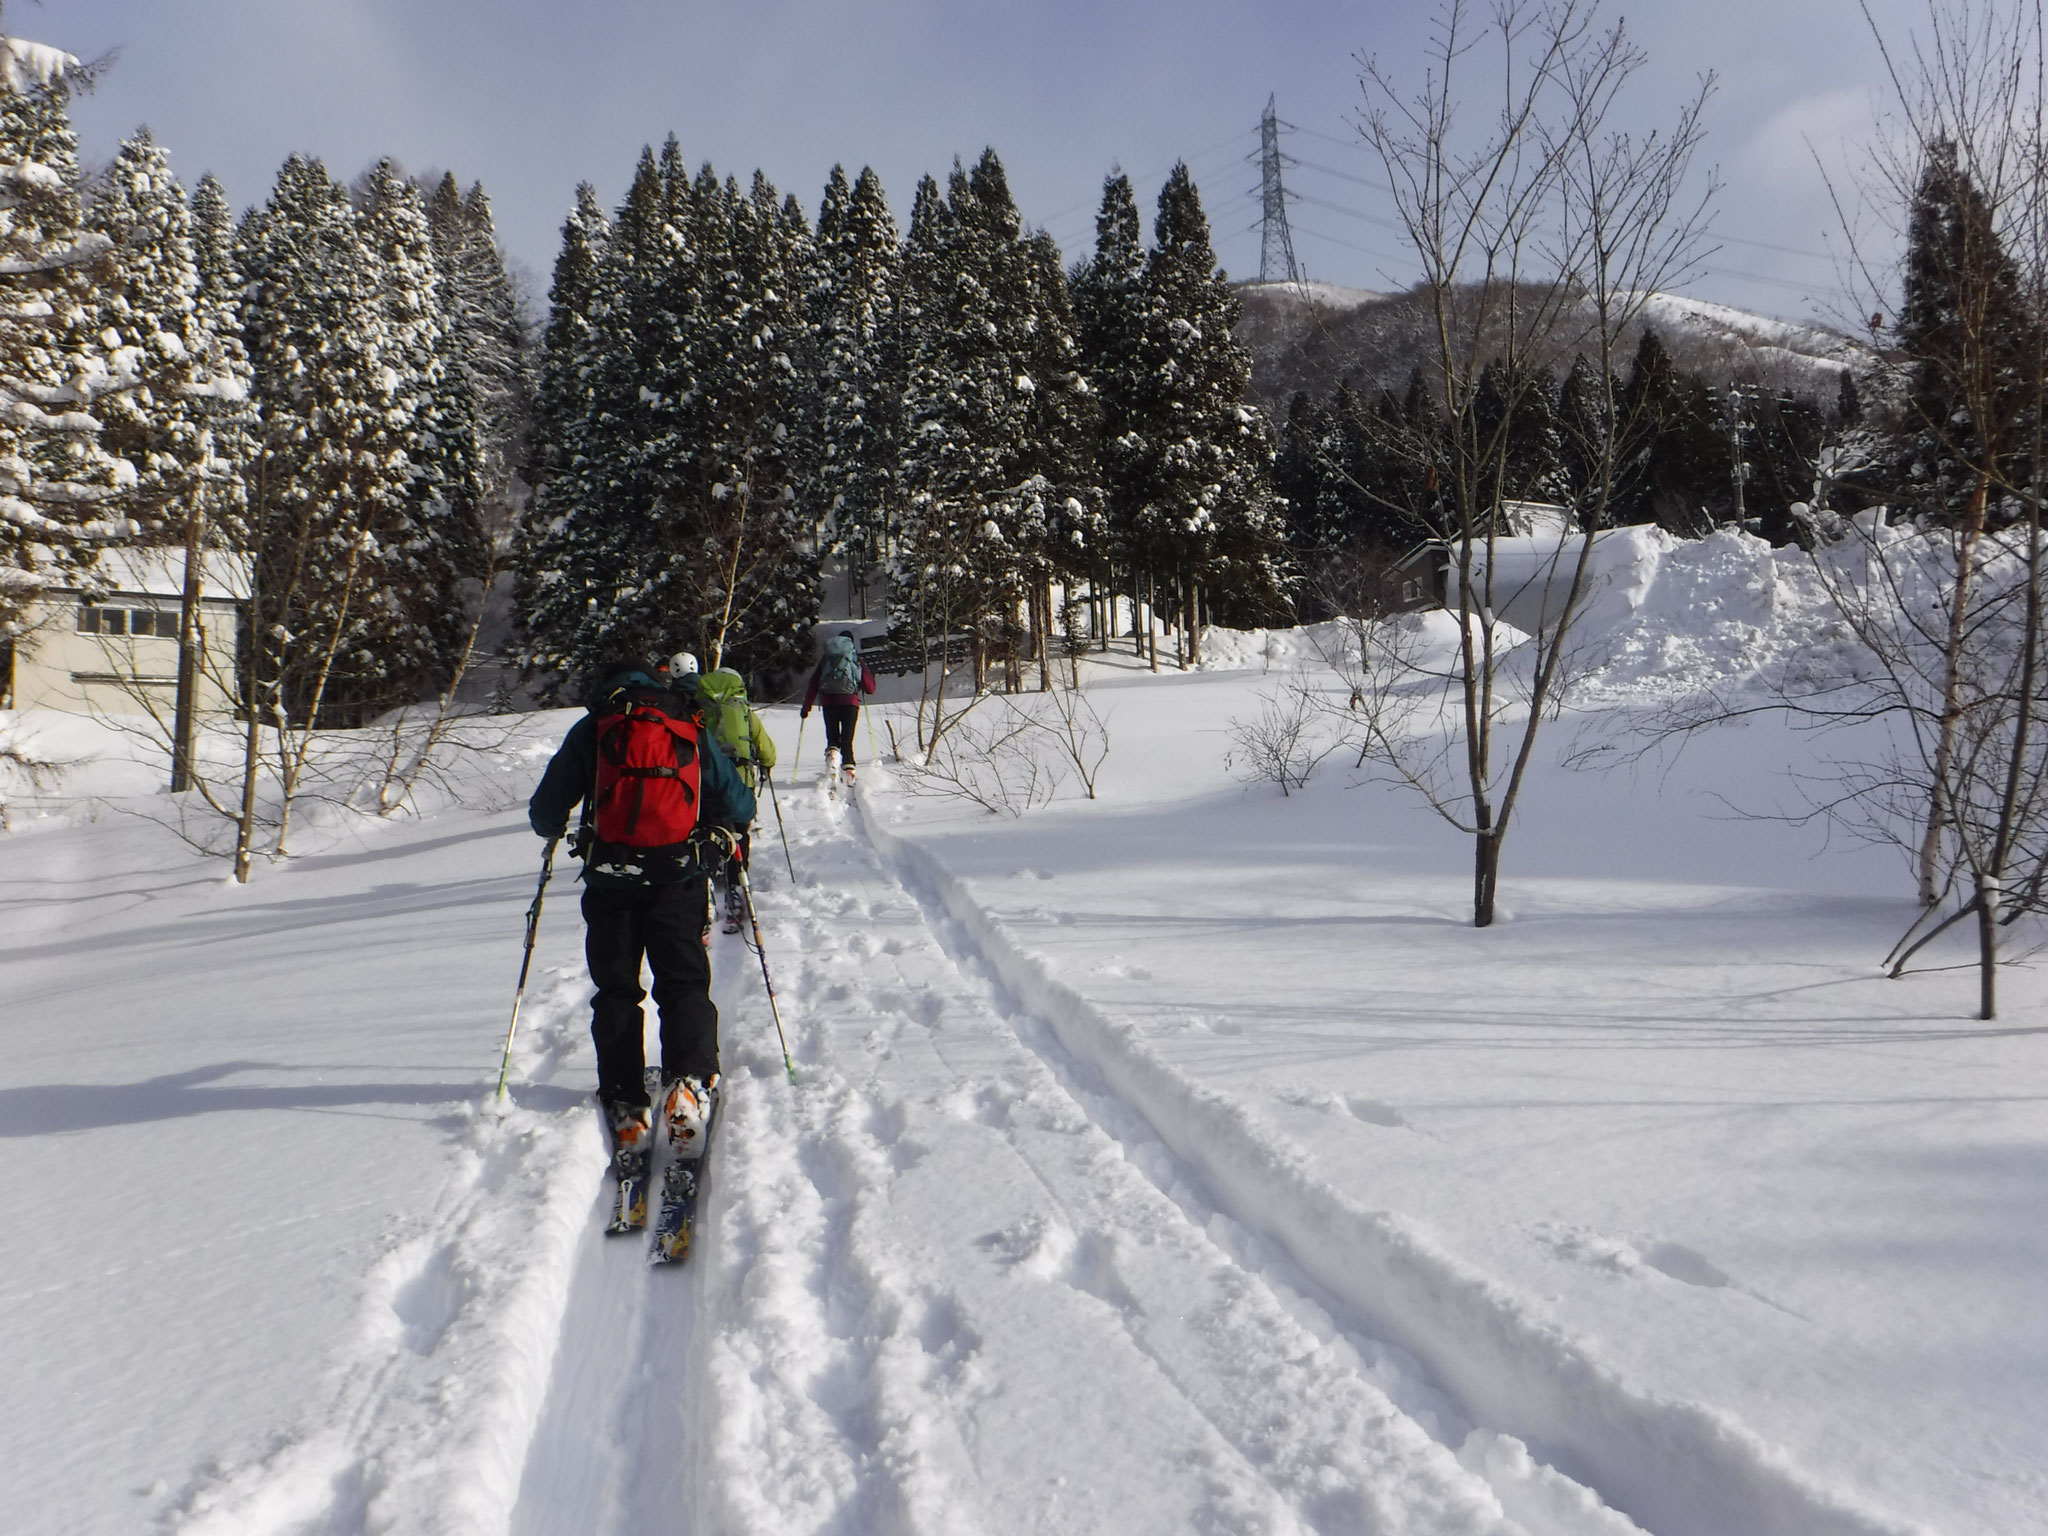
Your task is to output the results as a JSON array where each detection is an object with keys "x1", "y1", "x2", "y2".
[{"x1": 820, "y1": 633, "x2": 863, "y2": 694}]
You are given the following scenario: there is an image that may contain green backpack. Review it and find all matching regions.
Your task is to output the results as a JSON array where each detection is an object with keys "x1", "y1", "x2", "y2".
[{"x1": 694, "y1": 668, "x2": 756, "y2": 770}]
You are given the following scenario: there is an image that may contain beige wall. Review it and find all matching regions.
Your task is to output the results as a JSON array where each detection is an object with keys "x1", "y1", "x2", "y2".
[{"x1": 9, "y1": 595, "x2": 242, "y2": 717}]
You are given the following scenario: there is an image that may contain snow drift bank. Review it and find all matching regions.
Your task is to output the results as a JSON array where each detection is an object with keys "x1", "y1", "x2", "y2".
[{"x1": 1192, "y1": 523, "x2": 1864, "y2": 705}]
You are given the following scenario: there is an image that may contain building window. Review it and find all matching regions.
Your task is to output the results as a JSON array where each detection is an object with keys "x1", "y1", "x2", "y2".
[{"x1": 78, "y1": 605, "x2": 173, "y2": 636}]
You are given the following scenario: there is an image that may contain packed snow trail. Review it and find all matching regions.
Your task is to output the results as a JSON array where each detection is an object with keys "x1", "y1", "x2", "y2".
[{"x1": 503, "y1": 776, "x2": 1662, "y2": 1535}]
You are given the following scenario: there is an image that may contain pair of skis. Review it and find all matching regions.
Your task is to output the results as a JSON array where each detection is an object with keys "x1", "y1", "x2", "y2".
[{"x1": 605, "y1": 1084, "x2": 716, "y2": 1264}]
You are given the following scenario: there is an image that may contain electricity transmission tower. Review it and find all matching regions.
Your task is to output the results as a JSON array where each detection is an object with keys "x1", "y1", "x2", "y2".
[{"x1": 1258, "y1": 94, "x2": 1302, "y2": 284}]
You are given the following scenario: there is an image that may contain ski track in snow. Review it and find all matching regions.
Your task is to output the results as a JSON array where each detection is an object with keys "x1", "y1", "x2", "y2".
[
  {"x1": 154, "y1": 764, "x2": 1938, "y2": 1536},
  {"x1": 848, "y1": 795, "x2": 1936, "y2": 1536},
  {"x1": 509, "y1": 783, "x2": 1556, "y2": 1536},
  {"x1": 646, "y1": 784, "x2": 1633, "y2": 1536},
  {"x1": 162, "y1": 974, "x2": 604, "y2": 1536}
]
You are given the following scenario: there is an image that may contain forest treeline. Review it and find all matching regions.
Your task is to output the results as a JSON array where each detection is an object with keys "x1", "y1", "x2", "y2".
[
  {"x1": 1273, "y1": 337, "x2": 1867, "y2": 610},
  {"x1": 514, "y1": 143, "x2": 1280, "y2": 695},
  {"x1": 0, "y1": 19, "x2": 2013, "y2": 720}
]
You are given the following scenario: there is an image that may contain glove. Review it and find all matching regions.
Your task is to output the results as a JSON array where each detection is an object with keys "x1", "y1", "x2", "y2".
[
  {"x1": 536, "y1": 820, "x2": 568, "y2": 841},
  {"x1": 799, "y1": 706, "x2": 811, "y2": 721}
]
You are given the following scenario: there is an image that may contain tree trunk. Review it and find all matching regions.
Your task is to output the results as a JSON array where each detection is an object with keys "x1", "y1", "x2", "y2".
[
  {"x1": 1146, "y1": 576, "x2": 1159, "y2": 672},
  {"x1": 170, "y1": 501, "x2": 207, "y2": 793},
  {"x1": 1920, "y1": 472, "x2": 1992, "y2": 904},
  {"x1": 1179, "y1": 573, "x2": 1196, "y2": 671},
  {"x1": 1977, "y1": 872, "x2": 2000, "y2": 1020},
  {"x1": 1474, "y1": 825, "x2": 1500, "y2": 928},
  {"x1": 1038, "y1": 577, "x2": 1053, "y2": 691},
  {"x1": 233, "y1": 655, "x2": 262, "y2": 884}
]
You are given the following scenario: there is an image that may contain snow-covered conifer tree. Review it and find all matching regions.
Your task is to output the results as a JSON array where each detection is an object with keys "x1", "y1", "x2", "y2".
[
  {"x1": 356, "y1": 158, "x2": 487, "y2": 698},
  {"x1": 1130, "y1": 164, "x2": 1281, "y2": 646},
  {"x1": 1071, "y1": 171, "x2": 1149, "y2": 635},
  {"x1": 657, "y1": 168, "x2": 816, "y2": 679},
  {"x1": 894, "y1": 150, "x2": 1097, "y2": 685},
  {"x1": 0, "y1": 34, "x2": 128, "y2": 641},
  {"x1": 512, "y1": 182, "x2": 609, "y2": 695},
  {"x1": 84, "y1": 131, "x2": 252, "y2": 547},
  {"x1": 423, "y1": 172, "x2": 532, "y2": 534},
  {"x1": 238, "y1": 155, "x2": 424, "y2": 726},
  {"x1": 803, "y1": 163, "x2": 900, "y2": 611}
]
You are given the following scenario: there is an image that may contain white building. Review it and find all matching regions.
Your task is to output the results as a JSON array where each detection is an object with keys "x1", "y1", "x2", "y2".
[{"x1": 2, "y1": 546, "x2": 250, "y2": 716}]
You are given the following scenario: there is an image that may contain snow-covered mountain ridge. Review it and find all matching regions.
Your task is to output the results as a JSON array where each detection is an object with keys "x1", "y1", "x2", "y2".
[{"x1": 1238, "y1": 278, "x2": 1871, "y2": 409}]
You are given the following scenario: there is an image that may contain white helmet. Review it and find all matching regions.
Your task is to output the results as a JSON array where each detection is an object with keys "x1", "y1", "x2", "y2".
[{"x1": 668, "y1": 650, "x2": 700, "y2": 677}]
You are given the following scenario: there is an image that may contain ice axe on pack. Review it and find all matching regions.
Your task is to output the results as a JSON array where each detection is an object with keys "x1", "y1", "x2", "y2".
[{"x1": 494, "y1": 831, "x2": 561, "y2": 1104}]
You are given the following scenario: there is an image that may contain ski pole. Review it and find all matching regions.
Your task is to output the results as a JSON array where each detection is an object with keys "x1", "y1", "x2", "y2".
[
  {"x1": 864, "y1": 705, "x2": 879, "y2": 767},
  {"x1": 763, "y1": 768, "x2": 796, "y2": 882},
  {"x1": 494, "y1": 832, "x2": 561, "y2": 1103},
  {"x1": 737, "y1": 865, "x2": 797, "y2": 1085},
  {"x1": 793, "y1": 713, "x2": 807, "y2": 783}
]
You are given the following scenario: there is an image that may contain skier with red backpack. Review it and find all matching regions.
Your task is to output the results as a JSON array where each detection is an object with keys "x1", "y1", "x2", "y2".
[{"x1": 527, "y1": 656, "x2": 757, "y2": 1233}]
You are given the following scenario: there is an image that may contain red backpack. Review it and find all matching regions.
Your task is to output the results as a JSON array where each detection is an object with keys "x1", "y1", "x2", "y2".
[{"x1": 590, "y1": 685, "x2": 702, "y2": 848}]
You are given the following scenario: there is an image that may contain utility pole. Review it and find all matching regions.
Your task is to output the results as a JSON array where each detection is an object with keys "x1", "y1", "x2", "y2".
[
  {"x1": 1725, "y1": 383, "x2": 1752, "y2": 531},
  {"x1": 1258, "y1": 94, "x2": 1302, "y2": 285}
]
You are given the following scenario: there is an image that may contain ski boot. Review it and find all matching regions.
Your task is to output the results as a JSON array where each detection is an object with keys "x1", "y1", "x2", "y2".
[
  {"x1": 661, "y1": 1074, "x2": 717, "y2": 1160},
  {"x1": 722, "y1": 879, "x2": 745, "y2": 935},
  {"x1": 602, "y1": 1099, "x2": 653, "y2": 1233},
  {"x1": 823, "y1": 747, "x2": 842, "y2": 797}
]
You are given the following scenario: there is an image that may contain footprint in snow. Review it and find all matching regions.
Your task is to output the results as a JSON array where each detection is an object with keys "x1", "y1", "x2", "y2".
[
  {"x1": 979, "y1": 1212, "x2": 1076, "y2": 1280},
  {"x1": 1343, "y1": 1095, "x2": 1408, "y2": 1129},
  {"x1": 1532, "y1": 1224, "x2": 1809, "y2": 1320},
  {"x1": 380, "y1": 1239, "x2": 473, "y2": 1355},
  {"x1": 1273, "y1": 1083, "x2": 1409, "y2": 1129},
  {"x1": 1640, "y1": 1241, "x2": 1731, "y2": 1289}
]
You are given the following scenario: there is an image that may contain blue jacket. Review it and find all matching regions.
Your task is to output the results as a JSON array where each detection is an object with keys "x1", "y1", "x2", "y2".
[{"x1": 528, "y1": 671, "x2": 757, "y2": 848}]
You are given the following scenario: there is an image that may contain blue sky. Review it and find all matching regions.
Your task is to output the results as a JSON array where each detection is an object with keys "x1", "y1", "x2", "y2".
[{"x1": 41, "y1": 0, "x2": 1922, "y2": 326}]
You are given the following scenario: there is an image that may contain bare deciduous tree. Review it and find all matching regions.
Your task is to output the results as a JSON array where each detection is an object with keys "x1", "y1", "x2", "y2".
[{"x1": 1352, "y1": 0, "x2": 1714, "y2": 924}]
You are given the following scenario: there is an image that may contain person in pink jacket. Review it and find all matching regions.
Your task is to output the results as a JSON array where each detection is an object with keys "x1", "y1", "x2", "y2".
[{"x1": 800, "y1": 629, "x2": 877, "y2": 787}]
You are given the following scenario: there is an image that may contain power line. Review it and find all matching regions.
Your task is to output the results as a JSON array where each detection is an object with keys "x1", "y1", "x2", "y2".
[
  {"x1": 1290, "y1": 190, "x2": 1409, "y2": 235},
  {"x1": 1033, "y1": 131, "x2": 1249, "y2": 241},
  {"x1": 1283, "y1": 117, "x2": 1845, "y2": 266}
]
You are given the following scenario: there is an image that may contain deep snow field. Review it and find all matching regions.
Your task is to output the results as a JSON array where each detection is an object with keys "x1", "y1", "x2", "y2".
[{"x1": 4, "y1": 530, "x2": 2046, "y2": 1536}]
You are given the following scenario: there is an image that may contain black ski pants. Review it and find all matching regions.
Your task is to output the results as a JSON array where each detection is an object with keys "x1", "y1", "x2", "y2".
[
  {"x1": 582, "y1": 876, "x2": 716, "y2": 1106},
  {"x1": 822, "y1": 703, "x2": 859, "y2": 765}
]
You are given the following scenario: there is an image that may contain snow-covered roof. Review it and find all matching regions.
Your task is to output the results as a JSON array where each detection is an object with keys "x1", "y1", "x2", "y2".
[{"x1": 41, "y1": 545, "x2": 252, "y2": 600}]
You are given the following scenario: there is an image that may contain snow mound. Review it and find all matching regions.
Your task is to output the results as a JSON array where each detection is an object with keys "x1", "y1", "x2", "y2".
[{"x1": 1190, "y1": 525, "x2": 1868, "y2": 708}]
